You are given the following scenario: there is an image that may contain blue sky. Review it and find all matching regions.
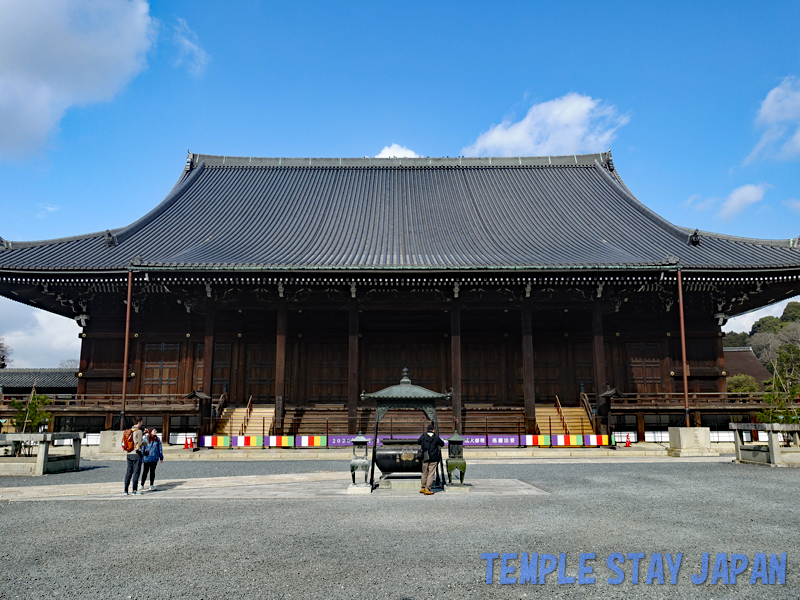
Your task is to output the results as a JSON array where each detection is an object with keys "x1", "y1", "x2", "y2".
[{"x1": 1, "y1": 0, "x2": 799, "y2": 366}]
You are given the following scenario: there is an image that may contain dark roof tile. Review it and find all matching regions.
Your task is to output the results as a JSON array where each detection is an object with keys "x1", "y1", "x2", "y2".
[{"x1": 1, "y1": 153, "x2": 798, "y2": 273}]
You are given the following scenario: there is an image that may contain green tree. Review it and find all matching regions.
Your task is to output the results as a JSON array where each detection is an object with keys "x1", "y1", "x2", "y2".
[
  {"x1": 0, "y1": 337, "x2": 10, "y2": 368},
  {"x1": 750, "y1": 315, "x2": 783, "y2": 335},
  {"x1": 750, "y1": 331, "x2": 782, "y2": 372},
  {"x1": 757, "y1": 343, "x2": 800, "y2": 424},
  {"x1": 781, "y1": 301, "x2": 800, "y2": 323},
  {"x1": 723, "y1": 331, "x2": 750, "y2": 347},
  {"x1": 9, "y1": 393, "x2": 51, "y2": 433},
  {"x1": 727, "y1": 373, "x2": 759, "y2": 394}
]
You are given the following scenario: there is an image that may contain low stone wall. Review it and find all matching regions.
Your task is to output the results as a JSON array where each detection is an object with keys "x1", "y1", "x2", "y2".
[{"x1": 0, "y1": 433, "x2": 85, "y2": 476}]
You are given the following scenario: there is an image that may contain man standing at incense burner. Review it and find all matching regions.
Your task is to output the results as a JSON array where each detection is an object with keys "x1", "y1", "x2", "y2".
[{"x1": 418, "y1": 423, "x2": 444, "y2": 495}]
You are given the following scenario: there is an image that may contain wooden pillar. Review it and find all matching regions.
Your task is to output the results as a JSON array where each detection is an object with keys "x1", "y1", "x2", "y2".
[
  {"x1": 162, "y1": 414, "x2": 170, "y2": 445},
  {"x1": 521, "y1": 305, "x2": 536, "y2": 433},
  {"x1": 120, "y1": 270, "x2": 133, "y2": 430},
  {"x1": 716, "y1": 333, "x2": 726, "y2": 393},
  {"x1": 200, "y1": 307, "x2": 214, "y2": 435},
  {"x1": 451, "y1": 303, "x2": 462, "y2": 434},
  {"x1": 636, "y1": 411, "x2": 645, "y2": 442},
  {"x1": 592, "y1": 303, "x2": 609, "y2": 434},
  {"x1": 274, "y1": 305, "x2": 287, "y2": 434},
  {"x1": 677, "y1": 269, "x2": 690, "y2": 427},
  {"x1": 348, "y1": 303, "x2": 359, "y2": 434}
]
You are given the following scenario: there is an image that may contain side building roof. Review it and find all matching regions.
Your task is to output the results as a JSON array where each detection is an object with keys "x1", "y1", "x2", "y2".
[
  {"x1": 0, "y1": 368, "x2": 78, "y2": 392},
  {"x1": 1, "y1": 152, "x2": 799, "y2": 273}
]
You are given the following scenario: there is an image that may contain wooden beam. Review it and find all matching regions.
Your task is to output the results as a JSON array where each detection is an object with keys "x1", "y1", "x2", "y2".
[
  {"x1": 677, "y1": 270, "x2": 690, "y2": 427},
  {"x1": 716, "y1": 333, "x2": 726, "y2": 393},
  {"x1": 348, "y1": 303, "x2": 359, "y2": 434},
  {"x1": 200, "y1": 307, "x2": 214, "y2": 435},
  {"x1": 636, "y1": 411, "x2": 645, "y2": 442},
  {"x1": 120, "y1": 271, "x2": 133, "y2": 430},
  {"x1": 592, "y1": 303, "x2": 608, "y2": 434},
  {"x1": 274, "y1": 304, "x2": 287, "y2": 434},
  {"x1": 451, "y1": 303, "x2": 462, "y2": 434},
  {"x1": 521, "y1": 306, "x2": 536, "y2": 433}
]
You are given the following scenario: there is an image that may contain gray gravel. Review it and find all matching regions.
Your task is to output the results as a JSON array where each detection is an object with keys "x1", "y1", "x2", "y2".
[{"x1": 0, "y1": 460, "x2": 798, "y2": 599}]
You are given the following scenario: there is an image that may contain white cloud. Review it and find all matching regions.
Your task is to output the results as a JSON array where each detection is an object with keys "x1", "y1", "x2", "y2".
[
  {"x1": 784, "y1": 198, "x2": 800, "y2": 214},
  {"x1": 375, "y1": 144, "x2": 419, "y2": 158},
  {"x1": 684, "y1": 193, "x2": 719, "y2": 212},
  {"x1": 723, "y1": 297, "x2": 798, "y2": 334},
  {"x1": 462, "y1": 93, "x2": 629, "y2": 157},
  {"x1": 36, "y1": 204, "x2": 59, "y2": 218},
  {"x1": 173, "y1": 18, "x2": 209, "y2": 78},
  {"x1": 717, "y1": 183, "x2": 771, "y2": 220},
  {"x1": 0, "y1": 298, "x2": 80, "y2": 368},
  {"x1": 0, "y1": 0, "x2": 155, "y2": 159},
  {"x1": 745, "y1": 76, "x2": 800, "y2": 164}
]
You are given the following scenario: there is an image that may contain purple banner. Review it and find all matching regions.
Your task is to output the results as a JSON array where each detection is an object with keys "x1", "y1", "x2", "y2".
[
  {"x1": 327, "y1": 434, "x2": 423, "y2": 447},
  {"x1": 487, "y1": 434, "x2": 519, "y2": 446},
  {"x1": 462, "y1": 435, "x2": 487, "y2": 446},
  {"x1": 322, "y1": 434, "x2": 476, "y2": 447}
]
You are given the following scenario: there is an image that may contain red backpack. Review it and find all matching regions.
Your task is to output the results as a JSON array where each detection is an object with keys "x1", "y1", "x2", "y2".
[{"x1": 121, "y1": 429, "x2": 135, "y2": 452}]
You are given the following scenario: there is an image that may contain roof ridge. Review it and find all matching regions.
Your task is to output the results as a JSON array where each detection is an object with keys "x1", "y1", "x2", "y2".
[
  {"x1": 591, "y1": 160, "x2": 689, "y2": 249},
  {"x1": 675, "y1": 226, "x2": 800, "y2": 249},
  {"x1": 191, "y1": 153, "x2": 612, "y2": 169},
  {"x1": 0, "y1": 368, "x2": 77, "y2": 372}
]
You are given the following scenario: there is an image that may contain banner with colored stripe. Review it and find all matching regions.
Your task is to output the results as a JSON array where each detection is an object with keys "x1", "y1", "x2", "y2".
[
  {"x1": 202, "y1": 435, "x2": 230, "y2": 448},
  {"x1": 295, "y1": 435, "x2": 327, "y2": 447},
  {"x1": 583, "y1": 434, "x2": 612, "y2": 446},
  {"x1": 232, "y1": 436, "x2": 263, "y2": 447},
  {"x1": 551, "y1": 434, "x2": 581, "y2": 446},
  {"x1": 522, "y1": 435, "x2": 551, "y2": 447},
  {"x1": 266, "y1": 435, "x2": 294, "y2": 447}
]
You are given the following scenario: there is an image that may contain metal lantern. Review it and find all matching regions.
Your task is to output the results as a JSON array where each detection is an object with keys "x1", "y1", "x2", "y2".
[
  {"x1": 446, "y1": 431, "x2": 466, "y2": 484},
  {"x1": 350, "y1": 432, "x2": 370, "y2": 485}
]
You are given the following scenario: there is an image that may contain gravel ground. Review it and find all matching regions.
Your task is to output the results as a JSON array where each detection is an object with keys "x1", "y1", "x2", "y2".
[{"x1": 0, "y1": 460, "x2": 798, "y2": 600}]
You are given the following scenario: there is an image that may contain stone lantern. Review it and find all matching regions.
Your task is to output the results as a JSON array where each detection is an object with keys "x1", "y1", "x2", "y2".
[
  {"x1": 350, "y1": 432, "x2": 370, "y2": 485},
  {"x1": 446, "y1": 431, "x2": 466, "y2": 484}
]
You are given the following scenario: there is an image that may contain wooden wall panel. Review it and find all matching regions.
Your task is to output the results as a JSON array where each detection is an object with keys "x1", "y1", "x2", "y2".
[
  {"x1": 365, "y1": 342, "x2": 441, "y2": 392},
  {"x1": 533, "y1": 340, "x2": 559, "y2": 402},
  {"x1": 625, "y1": 342, "x2": 663, "y2": 394},
  {"x1": 246, "y1": 343, "x2": 276, "y2": 400},
  {"x1": 142, "y1": 342, "x2": 180, "y2": 396},
  {"x1": 306, "y1": 342, "x2": 348, "y2": 405},
  {"x1": 462, "y1": 343, "x2": 500, "y2": 405}
]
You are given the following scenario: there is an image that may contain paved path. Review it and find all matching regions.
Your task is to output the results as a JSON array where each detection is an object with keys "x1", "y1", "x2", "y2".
[
  {"x1": 75, "y1": 441, "x2": 695, "y2": 460},
  {"x1": 1, "y1": 460, "x2": 797, "y2": 599},
  {"x1": 0, "y1": 471, "x2": 548, "y2": 500}
]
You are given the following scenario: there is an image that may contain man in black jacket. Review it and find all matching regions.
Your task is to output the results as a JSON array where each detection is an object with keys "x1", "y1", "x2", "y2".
[{"x1": 418, "y1": 423, "x2": 444, "y2": 495}]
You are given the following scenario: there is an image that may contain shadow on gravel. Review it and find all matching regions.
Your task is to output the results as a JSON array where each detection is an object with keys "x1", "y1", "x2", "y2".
[{"x1": 152, "y1": 480, "x2": 186, "y2": 491}]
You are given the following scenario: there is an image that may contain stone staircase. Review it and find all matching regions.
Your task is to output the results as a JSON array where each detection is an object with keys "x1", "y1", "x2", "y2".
[
  {"x1": 535, "y1": 405, "x2": 593, "y2": 436},
  {"x1": 214, "y1": 406, "x2": 275, "y2": 436}
]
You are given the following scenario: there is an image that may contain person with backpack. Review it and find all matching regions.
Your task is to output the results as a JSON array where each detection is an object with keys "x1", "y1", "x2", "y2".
[
  {"x1": 140, "y1": 428, "x2": 164, "y2": 493},
  {"x1": 122, "y1": 417, "x2": 144, "y2": 496},
  {"x1": 417, "y1": 423, "x2": 445, "y2": 495}
]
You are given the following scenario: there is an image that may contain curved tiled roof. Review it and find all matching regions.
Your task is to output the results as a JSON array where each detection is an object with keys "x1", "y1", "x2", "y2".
[
  {"x1": 0, "y1": 369, "x2": 78, "y2": 390},
  {"x1": 1, "y1": 153, "x2": 799, "y2": 273}
]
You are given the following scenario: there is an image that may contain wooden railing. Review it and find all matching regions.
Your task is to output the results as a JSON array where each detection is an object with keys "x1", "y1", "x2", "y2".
[
  {"x1": 554, "y1": 396, "x2": 570, "y2": 434},
  {"x1": 211, "y1": 393, "x2": 227, "y2": 434},
  {"x1": 0, "y1": 394, "x2": 200, "y2": 411},
  {"x1": 608, "y1": 392, "x2": 768, "y2": 407},
  {"x1": 278, "y1": 411, "x2": 534, "y2": 437},
  {"x1": 239, "y1": 396, "x2": 254, "y2": 435},
  {"x1": 580, "y1": 393, "x2": 593, "y2": 422}
]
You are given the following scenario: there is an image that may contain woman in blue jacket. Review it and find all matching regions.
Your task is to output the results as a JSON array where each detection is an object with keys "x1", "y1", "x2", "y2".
[{"x1": 140, "y1": 429, "x2": 164, "y2": 492}]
